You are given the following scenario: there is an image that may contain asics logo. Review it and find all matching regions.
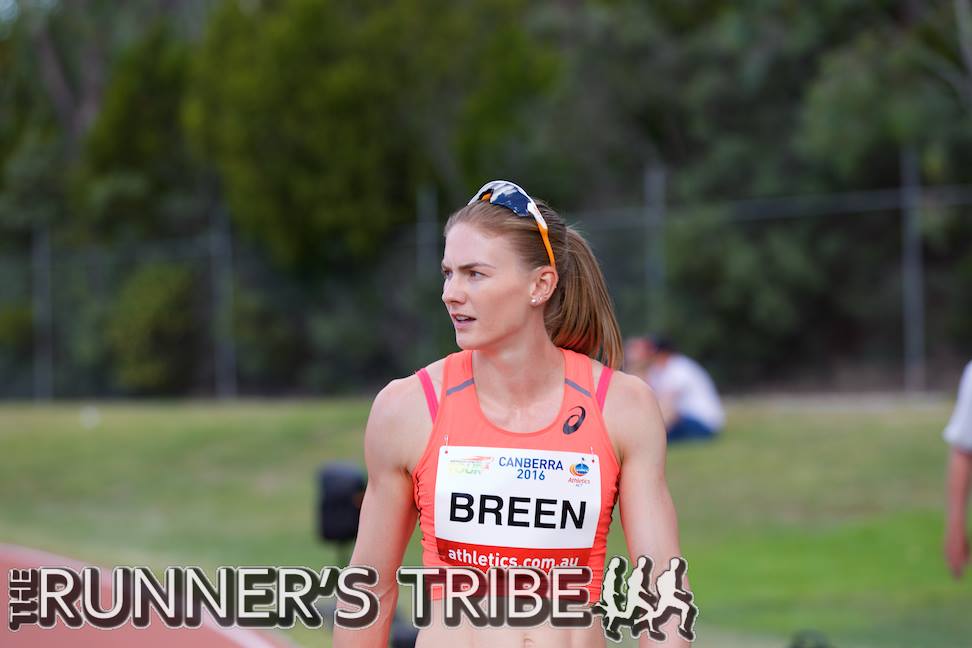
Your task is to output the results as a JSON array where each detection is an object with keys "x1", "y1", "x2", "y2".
[{"x1": 563, "y1": 406, "x2": 586, "y2": 435}]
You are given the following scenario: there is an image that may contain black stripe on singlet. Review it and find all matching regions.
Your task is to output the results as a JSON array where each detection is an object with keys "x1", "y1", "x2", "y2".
[
  {"x1": 564, "y1": 378, "x2": 591, "y2": 398},
  {"x1": 446, "y1": 378, "x2": 475, "y2": 396}
]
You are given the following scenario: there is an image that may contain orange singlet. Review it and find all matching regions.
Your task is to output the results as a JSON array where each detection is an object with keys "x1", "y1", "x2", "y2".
[{"x1": 412, "y1": 347, "x2": 619, "y2": 603}]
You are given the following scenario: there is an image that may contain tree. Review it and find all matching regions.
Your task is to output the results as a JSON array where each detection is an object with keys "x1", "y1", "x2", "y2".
[
  {"x1": 184, "y1": 0, "x2": 556, "y2": 276},
  {"x1": 72, "y1": 23, "x2": 205, "y2": 242}
]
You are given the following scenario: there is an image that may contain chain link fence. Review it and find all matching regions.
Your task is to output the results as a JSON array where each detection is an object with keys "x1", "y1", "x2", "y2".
[{"x1": 2, "y1": 172, "x2": 972, "y2": 399}]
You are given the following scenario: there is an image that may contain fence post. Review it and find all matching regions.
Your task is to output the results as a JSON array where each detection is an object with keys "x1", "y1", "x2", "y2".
[
  {"x1": 210, "y1": 207, "x2": 237, "y2": 398},
  {"x1": 900, "y1": 147, "x2": 925, "y2": 392},
  {"x1": 644, "y1": 163, "x2": 667, "y2": 332},
  {"x1": 415, "y1": 184, "x2": 439, "y2": 358},
  {"x1": 32, "y1": 223, "x2": 53, "y2": 400},
  {"x1": 416, "y1": 184, "x2": 438, "y2": 277}
]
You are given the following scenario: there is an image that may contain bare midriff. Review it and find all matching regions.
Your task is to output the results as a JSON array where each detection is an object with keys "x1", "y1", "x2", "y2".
[{"x1": 414, "y1": 605, "x2": 608, "y2": 648}]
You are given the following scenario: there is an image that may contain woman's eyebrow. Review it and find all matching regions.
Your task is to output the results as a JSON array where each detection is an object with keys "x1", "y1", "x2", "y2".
[{"x1": 441, "y1": 262, "x2": 497, "y2": 271}]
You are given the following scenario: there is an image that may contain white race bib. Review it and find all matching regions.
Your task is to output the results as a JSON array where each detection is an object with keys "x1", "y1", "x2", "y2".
[{"x1": 433, "y1": 445, "x2": 602, "y2": 570}]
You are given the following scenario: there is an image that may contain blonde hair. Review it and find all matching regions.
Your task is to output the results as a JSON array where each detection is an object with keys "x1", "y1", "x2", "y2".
[{"x1": 444, "y1": 199, "x2": 623, "y2": 369}]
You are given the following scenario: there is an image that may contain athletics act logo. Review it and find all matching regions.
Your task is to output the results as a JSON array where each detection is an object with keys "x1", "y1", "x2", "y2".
[{"x1": 591, "y1": 556, "x2": 698, "y2": 642}]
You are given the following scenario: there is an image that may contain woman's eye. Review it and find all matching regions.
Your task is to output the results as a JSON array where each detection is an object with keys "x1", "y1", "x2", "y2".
[
  {"x1": 470, "y1": 271, "x2": 483, "y2": 278},
  {"x1": 441, "y1": 270, "x2": 452, "y2": 279}
]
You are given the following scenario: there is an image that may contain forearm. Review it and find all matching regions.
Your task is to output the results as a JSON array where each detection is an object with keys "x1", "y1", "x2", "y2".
[
  {"x1": 946, "y1": 448, "x2": 972, "y2": 532},
  {"x1": 332, "y1": 569, "x2": 399, "y2": 648},
  {"x1": 332, "y1": 504, "x2": 414, "y2": 648},
  {"x1": 636, "y1": 541, "x2": 692, "y2": 644},
  {"x1": 628, "y1": 492, "x2": 692, "y2": 646}
]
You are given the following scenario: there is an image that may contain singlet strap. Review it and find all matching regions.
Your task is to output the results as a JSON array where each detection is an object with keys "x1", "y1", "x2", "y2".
[
  {"x1": 562, "y1": 348, "x2": 592, "y2": 397},
  {"x1": 595, "y1": 366, "x2": 614, "y2": 411},
  {"x1": 415, "y1": 368, "x2": 438, "y2": 422}
]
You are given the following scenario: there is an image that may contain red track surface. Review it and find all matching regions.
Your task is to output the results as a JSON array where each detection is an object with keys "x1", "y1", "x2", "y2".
[{"x1": 1, "y1": 544, "x2": 296, "y2": 648}]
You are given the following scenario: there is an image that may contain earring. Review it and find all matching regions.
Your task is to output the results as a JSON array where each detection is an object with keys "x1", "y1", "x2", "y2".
[{"x1": 531, "y1": 298, "x2": 537, "y2": 304}]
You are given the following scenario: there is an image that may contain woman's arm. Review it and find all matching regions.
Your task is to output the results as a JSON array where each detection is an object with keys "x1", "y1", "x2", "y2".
[
  {"x1": 333, "y1": 378, "x2": 423, "y2": 648},
  {"x1": 944, "y1": 363, "x2": 972, "y2": 578},
  {"x1": 605, "y1": 372, "x2": 691, "y2": 647},
  {"x1": 945, "y1": 446, "x2": 972, "y2": 578}
]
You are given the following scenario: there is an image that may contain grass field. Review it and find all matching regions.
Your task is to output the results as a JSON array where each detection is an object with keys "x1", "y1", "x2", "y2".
[{"x1": 1, "y1": 396, "x2": 970, "y2": 647}]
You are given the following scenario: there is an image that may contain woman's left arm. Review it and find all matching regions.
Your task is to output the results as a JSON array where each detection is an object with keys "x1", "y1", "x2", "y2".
[{"x1": 605, "y1": 372, "x2": 693, "y2": 647}]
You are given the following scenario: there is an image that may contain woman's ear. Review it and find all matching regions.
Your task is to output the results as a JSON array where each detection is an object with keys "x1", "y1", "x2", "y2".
[{"x1": 529, "y1": 267, "x2": 558, "y2": 304}]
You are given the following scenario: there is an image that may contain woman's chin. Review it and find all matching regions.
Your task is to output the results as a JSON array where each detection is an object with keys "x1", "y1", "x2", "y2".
[{"x1": 454, "y1": 330, "x2": 488, "y2": 351}]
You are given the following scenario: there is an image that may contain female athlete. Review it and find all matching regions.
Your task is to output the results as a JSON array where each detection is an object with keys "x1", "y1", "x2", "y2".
[{"x1": 333, "y1": 180, "x2": 689, "y2": 647}]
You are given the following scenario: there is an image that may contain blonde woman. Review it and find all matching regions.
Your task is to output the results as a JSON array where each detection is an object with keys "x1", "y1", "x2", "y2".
[{"x1": 335, "y1": 181, "x2": 690, "y2": 647}]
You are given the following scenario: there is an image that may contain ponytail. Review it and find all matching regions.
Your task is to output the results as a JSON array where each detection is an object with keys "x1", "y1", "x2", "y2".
[{"x1": 545, "y1": 226, "x2": 623, "y2": 369}]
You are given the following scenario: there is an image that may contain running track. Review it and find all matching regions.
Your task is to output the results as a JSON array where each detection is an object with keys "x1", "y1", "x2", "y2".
[{"x1": 1, "y1": 544, "x2": 297, "y2": 648}]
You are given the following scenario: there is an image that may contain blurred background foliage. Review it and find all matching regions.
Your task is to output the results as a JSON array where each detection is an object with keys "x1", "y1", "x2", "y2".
[{"x1": 1, "y1": 0, "x2": 972, "y2": 395}]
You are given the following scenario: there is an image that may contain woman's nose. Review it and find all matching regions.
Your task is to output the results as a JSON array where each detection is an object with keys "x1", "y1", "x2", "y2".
[{"x1": 442, "y1": 277, "x2": 465, "y2": 305}]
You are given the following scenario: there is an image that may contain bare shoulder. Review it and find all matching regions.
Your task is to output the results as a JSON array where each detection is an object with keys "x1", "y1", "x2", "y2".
[
  {"x1": 598, "y1": 368, "x2": 665, "y2": 463},
  {"x1": 371, "y1": 357, "x2": 445, "y2": 422},
  {"x1": 604, "y1": 369, "x2": 658, "y2": 410},
  {"x1": 591, "y1": 360, "x2": 655, "y2": 402},
  {"x1": 424, "y1": 356, "x2": 447, "y2": 392},
  {"x1": 365, "y1": 358, "x2": 445, "y2": 472},
  {"x1": 590, "y1": 359, "x2": 658, "y2": 416}
]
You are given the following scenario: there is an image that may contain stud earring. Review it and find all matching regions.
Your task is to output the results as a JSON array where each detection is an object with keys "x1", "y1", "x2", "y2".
[{"x1": 531, "y1": 298, "x2": 537, "y2": 304}]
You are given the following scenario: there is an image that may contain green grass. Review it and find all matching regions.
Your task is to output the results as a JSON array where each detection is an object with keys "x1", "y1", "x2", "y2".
[{"x1": 1, "y1": 396, "x2": 970, "y2": 647}]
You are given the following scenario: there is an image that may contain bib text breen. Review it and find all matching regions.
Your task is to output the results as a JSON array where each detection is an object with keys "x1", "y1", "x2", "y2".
[{"x1": 449, "y1": 492, "x2": 587, "y2": 529}]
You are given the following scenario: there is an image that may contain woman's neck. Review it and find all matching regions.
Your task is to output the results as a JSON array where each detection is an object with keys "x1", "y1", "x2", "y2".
[{"x1": 471, "y1": 335, "x2": 564, "y2": 408}]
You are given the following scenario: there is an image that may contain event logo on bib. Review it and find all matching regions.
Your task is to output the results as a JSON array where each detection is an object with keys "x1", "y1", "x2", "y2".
[{"x1": 447, "y1": 455, "x2": 494, "y2": 476}]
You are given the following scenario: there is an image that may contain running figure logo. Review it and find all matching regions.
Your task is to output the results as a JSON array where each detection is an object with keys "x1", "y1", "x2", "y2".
[{"x1": 591, "y1": 555, "x2": 697, "y2": 642}]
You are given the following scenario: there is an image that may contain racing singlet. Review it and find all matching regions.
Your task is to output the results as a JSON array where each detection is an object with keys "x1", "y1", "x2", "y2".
[{"x1": 412, "y1": 347, "x2": 620, "y2": 602}]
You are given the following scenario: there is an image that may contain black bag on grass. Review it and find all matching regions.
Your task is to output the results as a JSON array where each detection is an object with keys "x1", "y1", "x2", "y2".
[{"x1": 317, "y1": 462, "x2": 367, "y2": 542}]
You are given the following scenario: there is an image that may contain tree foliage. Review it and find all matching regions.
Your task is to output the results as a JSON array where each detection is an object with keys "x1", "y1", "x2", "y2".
[
  {"x1": 72, "y1": 23, "x2": 203, "y2": 242},
  {"x1": 106, "y1": 262, "x2": 198, "y2": 394},
  {"x1": 184, "y1": 0, "x2": 556, "y2": 275}
]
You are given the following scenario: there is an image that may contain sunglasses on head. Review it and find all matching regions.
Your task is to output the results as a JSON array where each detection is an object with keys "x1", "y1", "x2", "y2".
[{"x1": 468, "y1": 180, "x2": 556, "y2": 268}]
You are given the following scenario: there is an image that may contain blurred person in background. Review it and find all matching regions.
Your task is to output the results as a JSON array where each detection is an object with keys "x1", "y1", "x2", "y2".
[
  {"x1": 944, "y1": 359, "x2": 972, "y2": 579},
  {"x1": 624, "y1": 336, "x2": 724, "y2": 443},
  {"x1": 335, "y1": 181, "x2": 691, "y2": 648}
]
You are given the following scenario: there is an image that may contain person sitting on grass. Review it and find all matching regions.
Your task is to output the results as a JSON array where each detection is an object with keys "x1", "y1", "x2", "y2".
[{"x1": 625, "y1": 336, "x2": 724, "y2": 443}]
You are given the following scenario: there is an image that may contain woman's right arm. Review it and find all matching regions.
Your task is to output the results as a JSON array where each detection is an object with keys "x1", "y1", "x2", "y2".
[
  {"x1": 944, "y1": 362, "x2": 972, "y2": 578},
  {"x1": 945, "y1": 447, "x2": 972, "y2": 578},
  {"x1": 332, "y1": 378, "x2": 424, "y2": 648}
]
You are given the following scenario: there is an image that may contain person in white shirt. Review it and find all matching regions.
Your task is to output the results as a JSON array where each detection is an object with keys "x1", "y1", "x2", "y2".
[
  {"x1": 944, "y1": 360, "x2": 972, "y2": 578},
  {"x1": 625, "y1": 336, "x2": 724, "y2": 442}
]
